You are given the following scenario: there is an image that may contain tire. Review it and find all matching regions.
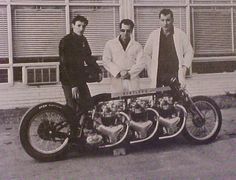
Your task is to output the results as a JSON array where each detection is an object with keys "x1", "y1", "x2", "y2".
[
  {"x1": 19, "y1": 102, "x2": 70, "y2": 161},
  {"x1": 183, "y1": 96, "x2": 222, "y2": 144}
]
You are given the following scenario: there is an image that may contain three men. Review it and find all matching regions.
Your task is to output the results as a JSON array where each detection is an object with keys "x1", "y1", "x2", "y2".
[{"x1": 59, "y1": 9, "x2": 193, "y2": 134}]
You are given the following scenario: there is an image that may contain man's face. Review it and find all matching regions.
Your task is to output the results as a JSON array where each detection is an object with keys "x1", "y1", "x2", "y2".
[
  {"x1": 120, "y1": 23, "x2": 132, "y2": 42},
  {"x1": 159, "y1": 13, "x2": 173, "y2": 32},
  {"x1": 72, "y1": 21, "x2": 86, "y2": 36}
]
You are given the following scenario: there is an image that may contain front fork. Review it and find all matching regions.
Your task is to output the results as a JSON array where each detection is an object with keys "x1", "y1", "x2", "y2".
[{"x1": 184, "y1": 93, "x2": 205, "y2": 121}]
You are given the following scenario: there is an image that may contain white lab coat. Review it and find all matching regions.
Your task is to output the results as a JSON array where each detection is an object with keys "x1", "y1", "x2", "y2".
[
  {"x1": 144, "y1": 27, "x2": 194, "y2": 88},
  {"x1": 102, "y1": 37, "x2": 146, "y2": 93}
]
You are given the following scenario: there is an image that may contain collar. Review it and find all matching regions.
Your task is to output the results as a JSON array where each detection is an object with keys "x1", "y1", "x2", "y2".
[
  {"x1": 118, "y1": 35, "x2": 131, "y2": 45},
  {"x1": 71, "y1": 32, "x2": 84, "y2": 39},
  {"x1": 161, "y1": 26, "x2": 174, "y2": 36}
]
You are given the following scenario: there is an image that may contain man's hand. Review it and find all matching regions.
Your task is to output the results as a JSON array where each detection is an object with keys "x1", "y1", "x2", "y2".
[
  {"x1": 119, "y1": 70, "x2": 130, "y2": 80},
  {"x1": 98, "y1": 72, "x2": 103, "y2": 82},
  {"x1": 122, "y1": 72, "x2": 131, "y2": 80},
  {"x1": 180, "y1": 78, "x2": 186, "y2": 89},
  {"x1": 182, "y1": 65, "x2": 187, "y2": 77},
  {"x1": 180, "y1": 65, "x2": 187, "y2": 89},
  {"x1": 120, "y1": 70, "x2": 128, "y2": 77},
  {"x1": 72, "y1": 87, "x2": 79, "y2": 99}
]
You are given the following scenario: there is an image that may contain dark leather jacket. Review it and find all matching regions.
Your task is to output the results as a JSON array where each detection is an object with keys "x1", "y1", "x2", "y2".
[{"x1": 59, "y1": 32, "x2": 101, "y2": 87}]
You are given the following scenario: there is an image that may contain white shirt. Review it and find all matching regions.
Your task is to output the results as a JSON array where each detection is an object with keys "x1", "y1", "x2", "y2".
[{"x1": 102, "y1": 36, "x2": 146, "y2": 93}]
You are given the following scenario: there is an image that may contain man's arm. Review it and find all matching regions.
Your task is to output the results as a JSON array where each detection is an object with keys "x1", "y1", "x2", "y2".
[
  {"x1": 144, "y1": 32, "x2": 154, "y2": 61},
  {"x1": 59, "y1": 38, "x2": 77, "y2": 87},
  {"x1": 102, "y1": 42, "x2": 121, "y2": 78},
  {"x1": 180, "y1": 32, "x2": 194, "y2": 88},
  {"x1": 182, "y1": 32, "x2": 194, "y2": 69},
  {"x1": 83, "y1": 38, "x2": 101, "y2": 73},
  {"x1": 144, "y1": 31, "x2": 155, "y2": 77},
  {"x1": 128, "y1": 43, "x2": 146, "y2": 79}
]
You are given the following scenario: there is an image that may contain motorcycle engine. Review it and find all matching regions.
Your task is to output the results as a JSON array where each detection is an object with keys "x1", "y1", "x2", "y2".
[
  {"x1": 97, "y1": 100, "x2": 124, "y2": 126},
  {"x1": 93, "y1": 100, "x2": 126, "y2": 144},
  {"x1": 156, "y1": 95, "x2": 176, "y2": 118},
  {"x1": 155, "y1": 95, "x2": 181, "y2": 135},
  {"x1": 129, "y1": 98, "x2": 151, "y2": 121}
]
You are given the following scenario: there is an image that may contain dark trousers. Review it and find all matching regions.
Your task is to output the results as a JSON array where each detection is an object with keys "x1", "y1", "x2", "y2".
[
  {"x1": 62, "y1": 84, "x2": 93, "y2": 113},
  {"x1": 62, "y1": 84, "x2": 93, "y2": 132}
]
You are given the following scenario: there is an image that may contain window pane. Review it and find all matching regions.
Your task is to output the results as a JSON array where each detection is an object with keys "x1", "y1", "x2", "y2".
[
  {"x1": 11, "y1": 0, "x2": 65, "y2": 3},
  {"x1": 50, "y1": 68, "x2": 56, "y2": 81},
  {"x1": 70, "y1": 6, "x2": 120, "y2": 55},
  {"x1": 13, "y1": 67, "x2": 22, "y2": 82},
  {"x1": 27, "y1": 69, "x2": 34, "y2": 83},
  {"x1": 35, "y1": 69, "x2": 42, "y2": 82},
  {"x1": 0, "y1": 6, "x2": 8, "y2": 62},
  {"x1": 12, "y1": 6, "x2": 66, "y2": 59},
  {"x1": 192, "y1": 7, "x2": 232, "y2": 55},
  {"x1": 42, "y1": 68, "x2": 49, "y2": 82},
  {"x1": 190, "y1": 0, "x2": 231, "y2": 4},
  {"x1": 134, "y1": 0, "x2": 186, "y2": 4},
  {"x1": 134, "y1": 7, "x2": 186, "y2": 47},
  {"x1": 70, "y1": 0, "x2": 119, "y2": 3},
  {"x1": 0, "y1": 69, "x2": 8, "y2": 83}
]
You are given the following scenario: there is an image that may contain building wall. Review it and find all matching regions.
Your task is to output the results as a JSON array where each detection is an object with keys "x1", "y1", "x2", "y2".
[{"x1": 1, "y1": 72, "x2": 236, "y2": 109}]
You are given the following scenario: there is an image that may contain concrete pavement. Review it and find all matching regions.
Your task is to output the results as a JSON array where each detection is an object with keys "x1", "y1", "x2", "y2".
[{"x1": 0, "y1": 107, "x2": 235, "y2": 179}]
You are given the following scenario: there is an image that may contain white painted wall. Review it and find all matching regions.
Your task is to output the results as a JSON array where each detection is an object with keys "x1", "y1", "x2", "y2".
[{"x1": 0, "y1": 72, "x2": 236, "y2": 109}]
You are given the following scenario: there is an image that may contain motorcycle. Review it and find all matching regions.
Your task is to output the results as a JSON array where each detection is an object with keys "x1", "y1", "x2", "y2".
[{"x1": 19, "y1": 78, "x2": 222, "y2": 161}]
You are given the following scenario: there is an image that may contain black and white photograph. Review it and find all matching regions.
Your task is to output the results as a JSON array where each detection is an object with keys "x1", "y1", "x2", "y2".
[{"x1": 0, "y1": 0, "x2": 236, "y2": 179}]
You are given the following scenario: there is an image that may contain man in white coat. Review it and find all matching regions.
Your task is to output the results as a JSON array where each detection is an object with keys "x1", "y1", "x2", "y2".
[
  {"x1": 102, "y1": 19, "x2": 146, "y2": 93},
  {"x1": 144, "y1": 8, "x2": 193, "y2": 89}
]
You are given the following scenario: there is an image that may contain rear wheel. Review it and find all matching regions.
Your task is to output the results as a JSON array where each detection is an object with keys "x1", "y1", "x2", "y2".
[
  {"x1": 19, "y1": 103, "x2": 70, "y2": 161},
  {"x1": 183, "y1": 96, "x2": 222, "y2": 144}
]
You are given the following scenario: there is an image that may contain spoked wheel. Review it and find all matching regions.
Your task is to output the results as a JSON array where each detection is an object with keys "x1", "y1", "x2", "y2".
[
  {"x1": 19, "y1": 103, "x2": 70, "y2": 161},
  {"x1": 183, "y1": 96, "x2": 222, "y2": 144}
]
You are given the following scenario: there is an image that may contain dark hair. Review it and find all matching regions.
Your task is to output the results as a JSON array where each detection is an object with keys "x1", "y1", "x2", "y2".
[
  {"x1": 119, "y1": 19, "x2": 134, "y2": 31},
  {"x1": 72, "y1": 15, "x2": 88, "y2": 26},
  {"x1": 159, "y1": 9, "x2": 174, "y2": 19}
]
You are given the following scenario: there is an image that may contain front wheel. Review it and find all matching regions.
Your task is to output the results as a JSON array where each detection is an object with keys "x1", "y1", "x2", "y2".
[
  {"x1": 19, "y1": 102, "x2": 70, "y2": 161},
  {"x1": 183, "y1": 96, "x2": 222, "y2": 144}
]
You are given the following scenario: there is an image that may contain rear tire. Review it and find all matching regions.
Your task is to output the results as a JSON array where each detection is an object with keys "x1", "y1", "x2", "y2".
[
  {"x1": 19, "y1": 102, "x2": 70, "y2": 161},
  {"x1": 183, "y1": 96, "x2": 222, "y2": 144}
]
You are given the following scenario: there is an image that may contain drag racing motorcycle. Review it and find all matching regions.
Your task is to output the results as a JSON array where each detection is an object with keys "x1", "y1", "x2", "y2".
[{"x1": 19, "y1": 78, "x2": 222, "y2": 161}]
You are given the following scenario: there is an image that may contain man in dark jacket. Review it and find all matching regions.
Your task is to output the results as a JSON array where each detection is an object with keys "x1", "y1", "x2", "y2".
[{"x1": 59, "y1": 15, "x2": 102, "y2": 137}]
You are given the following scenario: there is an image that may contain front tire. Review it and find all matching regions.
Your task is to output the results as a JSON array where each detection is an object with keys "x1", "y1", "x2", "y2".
[
  {"x1": 183, "y1": 96, "x2": 222, "y2": 144},
  {"x1": 19, "y1": 102, "x2": 70, "y2": 161}
]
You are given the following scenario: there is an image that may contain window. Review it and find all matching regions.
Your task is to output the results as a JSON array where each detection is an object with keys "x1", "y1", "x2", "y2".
[
  {"x1": 191, "y1": 7, "x2": 232, "y2": 56},
  {"x1": 190, "y1": 0, "x2": 231, "y2": 4},
  {"x1": 70, "y1": 0, "x2": 119, "y2": 3},
  {"x1": 134, "y1": 0, "x2": 186, "y2": 4},
  {"x1": 0, "y1": 6, "x2": 8, "y2": 63},
  {"x1": 134, "y1": 6, "x2": 186, "y2": 47},
  {"x1": 12, "y1": 6, "x2": 66, "y2": 60},
  {"x1": 26, "y1": 66, "x2": 57, "y2": 85},
  {"x1": 10, "y1": 0, "x2": 65, "y2": 3},
  {"x1": 70, "y1": 6, "x2": 120, "y2": 55}
]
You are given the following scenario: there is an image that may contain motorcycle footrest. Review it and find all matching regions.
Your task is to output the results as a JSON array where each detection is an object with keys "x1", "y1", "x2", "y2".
[{"x1": 113, "y1": 147, "x2": 126, "y2": 156}]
